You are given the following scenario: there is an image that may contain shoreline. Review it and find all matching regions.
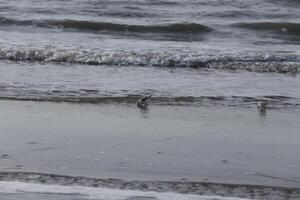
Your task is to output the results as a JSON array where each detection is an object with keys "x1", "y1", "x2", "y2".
[
  {"x1": 0, "y1": 100, "x2": 299, "y2": 191},
  {"x1": 0, "y1": 171, "x2": 300, "y2": 200}
]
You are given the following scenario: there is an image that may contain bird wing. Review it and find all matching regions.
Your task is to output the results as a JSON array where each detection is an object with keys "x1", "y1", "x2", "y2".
[{"x1": 140, "y1": 95, "x2": 152, "y2": 102}]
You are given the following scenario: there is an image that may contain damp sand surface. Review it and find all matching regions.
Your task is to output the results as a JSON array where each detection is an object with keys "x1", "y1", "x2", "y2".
[{"x1": 0, "y1": 100, "x2": 299, "y2": 189}]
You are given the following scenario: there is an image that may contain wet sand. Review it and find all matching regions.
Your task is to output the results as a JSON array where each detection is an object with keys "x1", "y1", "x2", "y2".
[{"x1": 0, "y1": 100, "x2": 299, "y2": 189}]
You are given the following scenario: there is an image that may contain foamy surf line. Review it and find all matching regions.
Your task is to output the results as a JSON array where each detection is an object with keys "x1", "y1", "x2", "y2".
[
  {"x1": 0, "y1": 48, "x2": 299, "y2": 73},
  {"x1": 0, "y1": 172, "x2": 299, "y2": 200},
  {"x1": 0, "y1": 181, "x2": 253, "y2": 200}
]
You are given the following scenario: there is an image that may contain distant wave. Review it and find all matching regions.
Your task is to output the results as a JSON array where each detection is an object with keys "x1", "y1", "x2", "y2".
[
  {"x1": 0, "y1": 48, "x2": 299, "y2": 73},
  {"x1": 0, "y1": 172, "x2": 299, "y2": 200},
  {"x1": 0, "y1": 17, "x2": 212, "y2": 34},
  {"x1": 234, "y1": 22, "x2": 300, "y2": 36}
]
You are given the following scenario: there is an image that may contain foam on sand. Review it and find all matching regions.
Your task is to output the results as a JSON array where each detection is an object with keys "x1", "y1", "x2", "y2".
[{"x1": 0, "y1": 181, "x2": 254, "y2": 200}]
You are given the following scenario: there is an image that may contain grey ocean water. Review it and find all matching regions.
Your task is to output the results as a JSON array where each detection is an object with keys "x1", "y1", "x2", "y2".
[
  {"x1": 0, "y1": 0, "x2": 300, "y2": 199},
  {"x1": 0, "y1": 0, "x2": 300, "y2": 105}
]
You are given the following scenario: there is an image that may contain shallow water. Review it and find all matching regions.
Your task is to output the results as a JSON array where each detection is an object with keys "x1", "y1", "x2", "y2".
[
  {"x1": 0, "y1": 61, "x2": 300, "y2": 109},
  {"x1": 0, "y1": 101, "x2": 300, "y2": 188},
  {"x1": 0, "y1": 101, "x2": 300, "y2": 199}
]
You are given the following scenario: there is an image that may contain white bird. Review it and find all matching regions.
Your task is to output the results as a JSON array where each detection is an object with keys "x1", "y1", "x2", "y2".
[
  {"x1": 257, "y1": 101, "x2": 268, "y2": 112},
  {"x1": 136, "y1": 95, "x2": 152, "y2": 109}
]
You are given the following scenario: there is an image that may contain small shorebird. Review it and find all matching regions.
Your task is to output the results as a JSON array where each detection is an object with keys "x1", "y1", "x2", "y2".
[
  {"x1": 136, "y1": 95, "x2": 152, "y2": 109},
  {"x1": 257, "y1": 100, "x2": 268, "y2": 112}
]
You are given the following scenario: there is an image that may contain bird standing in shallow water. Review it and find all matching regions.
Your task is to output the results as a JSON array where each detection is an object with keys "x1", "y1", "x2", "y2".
[
  {"x1": 136, "y1": 95, "x2": 152, "y2": 109},
  {"x1": 257, "y1": 101, "x2": 268, "y2": 112}
]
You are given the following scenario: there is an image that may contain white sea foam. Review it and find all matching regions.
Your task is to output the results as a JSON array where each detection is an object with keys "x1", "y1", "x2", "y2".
[
  {"x1": 0, "y1": 181, "x2": 254, "y2": 200},
  {"x1": 0, "y1": 47, "x2": 299, "y2": 73}
]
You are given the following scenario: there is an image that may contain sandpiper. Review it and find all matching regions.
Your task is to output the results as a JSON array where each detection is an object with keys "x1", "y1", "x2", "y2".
[
  {"x1": 136, "y1": 95, "x2": 152, "y2": 109},
  {"x1": 257, "y1": 100, "x2": 268, "y2": 112}
]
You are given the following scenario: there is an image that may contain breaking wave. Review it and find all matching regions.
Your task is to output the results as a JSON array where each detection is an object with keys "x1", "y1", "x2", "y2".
[
  {"x1": 0, "y1": 48, "x2": 300, "y2": 73},
  {"x1": 0, "y1": 17, "x2": 212, "y2": 34}
]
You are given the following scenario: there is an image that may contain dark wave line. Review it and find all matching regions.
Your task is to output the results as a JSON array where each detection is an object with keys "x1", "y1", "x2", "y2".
[
  {"x1": 0, "y1": 95, "x2": 298, "y2": 108},
  {"x1": 0, "y1": 16, "x2": 212, "y2": 34},
  {"x1": 234, "y1": 22, "x2": 300, "y2": 36},
  {"x1": 0, "y1": 171, "x2": 299, "y2": 199}
]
